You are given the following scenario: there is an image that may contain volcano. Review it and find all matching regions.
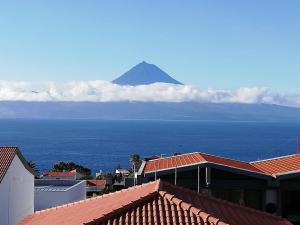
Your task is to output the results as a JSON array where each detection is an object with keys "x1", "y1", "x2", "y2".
[{"x1": 112, "y1": 61, "x2": 183, "y2": 86}]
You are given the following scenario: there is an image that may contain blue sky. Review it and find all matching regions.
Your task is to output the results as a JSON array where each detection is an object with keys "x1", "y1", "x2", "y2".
[{"x1": 0, "y1": 1, "x2": 299, "y2": 93}]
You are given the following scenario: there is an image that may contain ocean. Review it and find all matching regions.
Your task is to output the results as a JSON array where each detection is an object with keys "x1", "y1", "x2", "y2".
[{"x1": 0, "y1": 119, "x2": 299, "y2": 175}]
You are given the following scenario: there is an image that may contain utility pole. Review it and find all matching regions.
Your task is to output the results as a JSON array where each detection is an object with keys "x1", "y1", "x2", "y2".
[
  {"x1": 174, "y1": 167, "x2": 177, "y2": 185},
  {"x1": 297, "y1": 133, "x2": 300, "y2": 154}
]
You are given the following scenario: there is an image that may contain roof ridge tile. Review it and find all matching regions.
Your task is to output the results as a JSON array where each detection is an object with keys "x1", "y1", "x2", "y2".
[
  {"x1": 146, "y1": 152, "x2": 200, "y2": 162},
  {"x1": 250, "y1": 153, "x2": 300, "y2": 163}
]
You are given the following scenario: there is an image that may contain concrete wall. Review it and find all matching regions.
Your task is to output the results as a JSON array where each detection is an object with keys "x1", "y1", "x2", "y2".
[
  {"x1": 34, "y1": 180, "x2": 86, "y2": 211},
  {"x1": 0, "y1": 156, "x2": 34, "y2": 225}
]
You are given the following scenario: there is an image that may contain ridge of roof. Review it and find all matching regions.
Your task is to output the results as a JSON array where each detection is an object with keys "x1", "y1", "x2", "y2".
[
  {"x1": 250, "y1": 153, "x2": 300, "y2": 164},
  {"x1": 199, "y1": 152, "x2": 250, "y2": 164},
  {"x1": 146, "y1": 151, "x2": 200, "y2": 162},
  {"x1": 204, "y1": 161, "x2": 269, "y2": 177}
]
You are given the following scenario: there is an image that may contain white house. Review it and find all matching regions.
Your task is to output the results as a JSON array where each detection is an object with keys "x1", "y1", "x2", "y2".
[
  {"x1": 115, "y1": 168, "x2": 130, "y2": 176},
  {"x1": 0, "y1": 147, "x2": 35, "y2": 225},
  {"x1": 34, "y1": 179, "x2": 86, "y2": 211}
]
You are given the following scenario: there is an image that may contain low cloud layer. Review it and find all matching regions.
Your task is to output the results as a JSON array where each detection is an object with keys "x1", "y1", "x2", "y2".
[{"x1": 0, "y1": 80, "x2": 299, "y2": 107}]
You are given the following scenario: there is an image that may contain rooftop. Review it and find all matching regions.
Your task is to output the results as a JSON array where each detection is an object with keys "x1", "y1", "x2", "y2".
[
  {"x1": 86, "y1": 179, "x2": 106, "y2": 187},
  {"x1": 143, "y1": 152, "x2": 263, "y2": 174},
  {"x1": 20, "y1": 180, "x2": 291, "y2": 225},
  {"x1": 35, "y1": 179, "x2": 85, "y2": 192},
  {"x1": 0, "y1": 146, "x2": 34, "y2": 183},
  {"x1": 251, "y1": 153, "x2": 300, "y2": 176},
  {"x1": 43, "y1": 170, "x2": 76, "y2": 178}
]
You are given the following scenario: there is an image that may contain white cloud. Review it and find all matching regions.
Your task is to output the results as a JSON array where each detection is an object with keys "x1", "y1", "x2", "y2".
[{"x1": 0, "y1": 80, "x2": 299, "y2": 107}]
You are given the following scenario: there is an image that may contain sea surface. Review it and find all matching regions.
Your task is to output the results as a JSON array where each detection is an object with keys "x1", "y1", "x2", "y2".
[{"x1": 0, "y1": 119, "x2": 299, "y2": 175}]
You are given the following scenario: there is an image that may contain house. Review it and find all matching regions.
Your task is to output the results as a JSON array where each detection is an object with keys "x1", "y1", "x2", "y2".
[
  {"x1": 115, "y1": 168, "x2": 130, "y2": 176},
  {"x1": 86, "y1": 179, "x2": 106, "y2": 193},
  {"x1": 0, "y1": 147, "x2": 35, "y2": 225},
  {"x1": 251, "y1": 154, "x2": 300, "y2": 223},
  {"x1": 42, "y1": 169, "x2": 83, "y2": 180},
  {"x1": 34, "y1": 179, "x2": 86, "y2": 211},
  {"x1": 19, "y1": 179, "x2": 291, "y2": 225},
  {"x1": 138, "y1": 152, "x2": 300, "y2": 225}
]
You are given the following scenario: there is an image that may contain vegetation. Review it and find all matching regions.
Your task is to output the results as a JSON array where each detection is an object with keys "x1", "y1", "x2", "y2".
[
  {"x1": 27, "y1": 160, "x2": 40, "y2": 178},
  {"x1": 52, "y1": 161, "x2": 92, "y2": 179},
  {"x1": 130, "y1": 153, "x2": 142, "y2": 173}
]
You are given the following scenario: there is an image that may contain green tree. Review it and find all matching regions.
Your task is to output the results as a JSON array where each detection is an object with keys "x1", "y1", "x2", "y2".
[
  {"x1": 27, "y1": 160, "x2": 40, "y2": 178},
  {"x1": 52, "y1": 161, "x2": 92, "y2": 178}
]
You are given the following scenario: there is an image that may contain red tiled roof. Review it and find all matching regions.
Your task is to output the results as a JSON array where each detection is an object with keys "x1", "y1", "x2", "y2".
[
  {"x1": 19, "y1": 180, "x2": 291, "y2": 225},
  {"x1": 201, "y1": 153, "x2": 263, "y2": 173},
  {"x1": 144, "y1": 152, "x2": 206, "y2": 173},
  {"x1": 87, "y1": 179, "x2": 106, "y2": 187},
  {"x1": 144, "y1": 152, "x2": 262, "y2": 174},
  {"x1": 44, "y1": 171, "x2": 76, "y2": 177},
  {"x1": 251, "y1": 154, "x2": 300, "y2": 176},
  {"x1": 0, "y1": 146, "x2": 34, "y2": 183}
]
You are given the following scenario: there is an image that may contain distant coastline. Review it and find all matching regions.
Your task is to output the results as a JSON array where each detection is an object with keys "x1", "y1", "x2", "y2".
[{"x1": 1, "y1": 101, "x2": 300, "y2": 122}]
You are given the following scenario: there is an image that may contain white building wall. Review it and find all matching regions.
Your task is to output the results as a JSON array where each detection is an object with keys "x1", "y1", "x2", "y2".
[
  {"x1": 0, "y1": 156, "x2": 34, "y2": 225},
  {"x1": 34, "y1": 180, "x2": 86, "y2": 211},
  {"x1": 42, "y1": 176, "x2": 75, "y2": 180}
]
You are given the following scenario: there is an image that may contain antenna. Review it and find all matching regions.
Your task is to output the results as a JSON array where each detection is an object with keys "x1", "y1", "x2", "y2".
[{"x1": 297, "y1": 132, "x2": 300, "y2": 154}]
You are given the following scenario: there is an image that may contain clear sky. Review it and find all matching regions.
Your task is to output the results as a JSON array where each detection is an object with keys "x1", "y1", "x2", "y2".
[{"x1": 0, "y1": 1, "x2": 299, "y2": 93}]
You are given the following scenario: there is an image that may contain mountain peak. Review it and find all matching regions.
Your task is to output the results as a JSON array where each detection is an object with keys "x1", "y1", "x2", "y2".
[{"x1": 112, "y1": 62, "x2": 183, "y2": 86}]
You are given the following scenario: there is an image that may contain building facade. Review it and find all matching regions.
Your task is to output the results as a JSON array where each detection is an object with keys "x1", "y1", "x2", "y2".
[
  {"x1": 0, "y1": 147, "x2": 34, "y2": 225},
  {"x1": 34, "y1": 179, "x2": 86, "y2": 211}
]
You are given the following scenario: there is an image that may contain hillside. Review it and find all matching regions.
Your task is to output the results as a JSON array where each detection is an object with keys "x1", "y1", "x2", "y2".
[{"x1": 1, "y1": 101, "x2": 300, "y2": 122}]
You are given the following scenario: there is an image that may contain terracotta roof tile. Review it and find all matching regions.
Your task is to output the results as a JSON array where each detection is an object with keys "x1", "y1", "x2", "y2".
[
  {"x1": 0, "y1": 146, "x2": 34, "y2": 183},
  {"x1": 0, "y1": 147, "x2": 17, "y2": 182},
  {"x1": 144, "y1": 152, "x2": 262, "y2": 174},
  {"x1": 43, "y1": 171, "x2": 76, "y2": 177},
  {"x1": 144, "y1": 153, "x2": 206, "y2": 173},
  {"x1": 87, "y1": 179, "x2": 106, "y2": 187},
  {"x1": 19, "y1": 180, "x2": 291, "y2": 225},
  {"x1": 251, "y1": 154, "x2": 300, "y2": 176},
  {"x1": 200, "y1": 153, "x2": 262, "y2": 173}
]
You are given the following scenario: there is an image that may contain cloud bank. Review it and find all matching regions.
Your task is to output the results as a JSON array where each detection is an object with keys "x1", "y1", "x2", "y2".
[{"x1": 0, "y1": 80, "x2": 299, "y2": 107}]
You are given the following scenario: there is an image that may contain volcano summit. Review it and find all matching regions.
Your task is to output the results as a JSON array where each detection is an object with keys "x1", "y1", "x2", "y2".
[{"x1": 112, "y1": 61, "x2": 183, "y2": 86}]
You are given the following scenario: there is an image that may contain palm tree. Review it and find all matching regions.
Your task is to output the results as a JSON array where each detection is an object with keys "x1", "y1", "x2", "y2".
[
  {"x1": 130, "y1": 154, "x2": 141, "y2": 186},
  {"x1": 130, "y1": 153, "x2": 141, "y2": 174}
]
